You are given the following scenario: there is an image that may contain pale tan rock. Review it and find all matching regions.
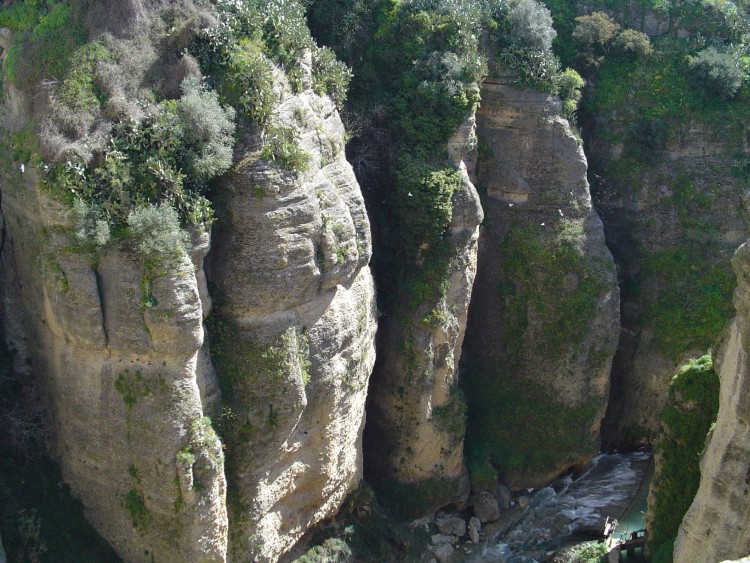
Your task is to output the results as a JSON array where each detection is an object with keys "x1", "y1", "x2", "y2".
[
  {"x1": 0, "y1": 169, "x2": 228, "y2": 562},
  {"x1": 673, "y1": 241, "x2": 750, "y2": 563},
  {"x1": 364, "y1": 114, "x2": 482, "y2": 511},
  {"x1": 471, "y1": 491, "x2": 500, "y2": 524},
  {"x1": 436, "y1": 515, "x2": 467, "y2": 537},
  {"x1": 206, "y1": 78, "x2": 376, "y2": 563},
  {"x1": 429, "y1": 543, "x2": 454, "y2": 563}
]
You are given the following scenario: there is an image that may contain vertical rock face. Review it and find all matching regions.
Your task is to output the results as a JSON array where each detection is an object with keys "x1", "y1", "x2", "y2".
[
  {"x1": 0, "y1": 169, "x2": 227, "y2": 561},
  {"x1": 363, "y1": 116, "x2": 483, "y2": 513},
  {"x1": 594, "y1": 119, "x2": 749, "y2": 446},
  {"x1": 206, "y1": 79, "x2": 377, "y2": 562},
  {"x1": 673, "y1": 240, "x2": 750, "y2": 563},
  {"x1": 463, "y1": 74, "x2": 620, "y2": 489}
]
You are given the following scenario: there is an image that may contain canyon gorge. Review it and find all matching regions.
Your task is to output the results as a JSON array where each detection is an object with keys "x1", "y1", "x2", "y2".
[{"x1": 0, "y1": 0, "x2": 749, "y2": 562}]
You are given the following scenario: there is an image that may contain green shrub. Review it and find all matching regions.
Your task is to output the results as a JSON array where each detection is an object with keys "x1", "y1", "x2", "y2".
[
  {"x1": 123, "y1": 488, "x2": 147, "y2": 531},
  {"x1": 573, "y1": 11, "x2": 620, "y2": 50},
  {"x1": 311, "y1": 46, "x2": 351, "y2": 109},
  {"x1": 47, "y1": 77, "x2": 232, "y2": 250},
  {"x1": 393, "y1": 160, "x2": 463, "y2": 261},
  {"x1": 506, "y1": 0, "x2": 557, "y2": 52},
  {"x1": 648, "y1": 355, "x2": 719, "y2": 560},
  {"x1": 572, "y1": 11, "x2": 620, "y2": 67},
  {"x1": 557, "y1": 67, "x2": 584, "y2": 118},
  {"x1": 71, "y1": 199, "x2": 111, "y2": 249},
  {"x1": 612, "y1": 28, "x2": 653, "y2": 59},
  {"x1": 293, "y1": 538, "x2": 352, "y2": 563},
  {"x1": 689, "y1": 46, "x2": 746, "y2": 99},
  {"x1": 260, "y1": 125, "x2": 310, "y2": 174},
  {"x1": 0, "y1": 0, "x2": 41, "y2": 31},
  {"x1": 176, "y1": 77, "x2": 236, "y2": 184},
  {"x1": 4, "y1": 1, "x2": 86, "y2": 90},
  {"x1": 56, "y1": 41, "x2": 112, "y2": 111},
  {"x1": 126, "y1": 204, "x2": 188, "y2": 263},
  {"x1": 493, "y1": 0, "x2": 561, "y2": 91},
  {"x1": 221, "y1": 39, "x2": 277, "y2": 125},
  {"x1": 193, "y1": 0, "x2": 351, "y2": 115},
  {"x1": 570, "y1": 541, "x2": 607, "y2": 562}
]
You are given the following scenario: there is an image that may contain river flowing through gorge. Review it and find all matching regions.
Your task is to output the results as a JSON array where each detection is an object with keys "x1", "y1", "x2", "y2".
[{"x1": 470, "y1": 451, "x2": 652, "y2": 562}]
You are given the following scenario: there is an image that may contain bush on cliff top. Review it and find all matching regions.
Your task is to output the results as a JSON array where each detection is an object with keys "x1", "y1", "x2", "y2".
[
  {"x1": 47, "y1": 77, "x2": 234, "y2": 260},
  {"x1": 689, "y1": 46, "x2": 746, "y2": 100},
  {"x1": 192, "y1": 0, "x2": 351, "y2": 118}
]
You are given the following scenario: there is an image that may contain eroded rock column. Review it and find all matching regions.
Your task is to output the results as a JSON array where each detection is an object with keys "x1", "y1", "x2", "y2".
[
  {"x1": 463, "y1": 74, "x2": 620, "y2": 489},
  {"x1": 0, "y1": 168, "x2": 227, "y2": 562},
  {"x1": 363, "y1": 116, "x2": 483, "y2": 515},
  {"x1": 206, "y1": 82, "x2": 377, "y2": 562}
]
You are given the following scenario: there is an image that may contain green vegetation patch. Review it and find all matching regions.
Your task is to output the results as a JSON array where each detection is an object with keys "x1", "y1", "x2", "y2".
[
  {"x1": 260, "y1": 125, "x2": 311, "y2": 175},
  {"x1": 123, "y1": 488, "x2": 147, "y2": 532},
  {"x1": 192, "y1": 0, "x2": 351, "y2": 122},
  {"x1": 114, "y1": 369, "x2": 152, "y2": 410},
  {"x1": 207, "y1": 314, "x2": 306, "y2": 443},
  {"x1": 648, "y1": 355, "x2": 719, "y2": 562},
  {"x1": 431, "y1": 387, "x2": 467, "y2": 437},
  {"x1": 497, "y1": 222, "x2": 611, "y2": 360},
  {"x1": 463, "y1": 220, "x2": 610, "y2": 482},
  {"x1": 47, "y1": 77, "x2": 233, "y2": 228},
  {"x1": 373, "y1": 476, "x2": 464, "y2": 520},
  {"x1": 57, "y1": 41, "x2": 113, "y2": 111},
  {"x1": 2, "y1": 1, "x2": 86, "y2": 89},
  {"x1": 292, "y1": 485, "x2": 431, "y2": 562},
  {"x1": 465, "y1": 373, "x2": 600, "y2": 481},
  {"x1": 639, "y1": 247, "x2": 735, "y2": 359}
]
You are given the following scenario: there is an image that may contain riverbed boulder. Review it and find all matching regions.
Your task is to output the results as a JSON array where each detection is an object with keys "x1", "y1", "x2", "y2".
[
  {"x1": 468, "y1": 517, "x2": 481, "y2": 544},
  {"x1": 429, "y1": 543, "x2": 454, "y2": 563},
  {"x1": 471, "y1": 491, "x2": 500, "y2": 523},
  {"x1": 435, "y1": 515, "x2": 467, "y2": 537}
]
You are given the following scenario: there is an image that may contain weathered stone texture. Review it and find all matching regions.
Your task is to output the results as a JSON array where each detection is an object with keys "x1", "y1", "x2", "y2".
[
  {"x1": 463, "y1": 74, "x2": 619, "y2": 489},
  {"x1": 0, "y1": 168, "x2": 227, "y2": 562},
  {"x1": 595, "y1": 119, "x2": 749, "y2": 447},
  {"x1": 363, "y1": 114, "x2": 482, "y2": 511},
  {"x1": 206, "y1": 79, "x2": 377, "y2": 562}
]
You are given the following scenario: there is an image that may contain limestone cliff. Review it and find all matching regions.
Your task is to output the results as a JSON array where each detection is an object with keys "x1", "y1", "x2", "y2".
[
  {"x1": 0, "y1": 164, "x2": 227, "y2": 561},
  {"x1": 363, "y1": 116, "x2": 482, "y2": 513},
  {"x1": 673, "y1": 240, "x2": 750, "y2": 563},
  {"x1": 463, "y1": 72, "x2": 620, "y2": 489},
  {"x1": 594, "y1": 116, "x2": 749, "y2": 446},
  {"x1": 206, "y1": 73, "x2": 376, "y2": 562},
  {"x1": 644, "y1": 354, "x2": 719, "y2": 560},
  {"x1": 0, "y1": 2, "x2": 377, "y2": 561}
]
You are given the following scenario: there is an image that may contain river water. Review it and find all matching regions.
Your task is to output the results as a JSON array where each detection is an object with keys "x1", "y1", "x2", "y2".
[{"x1": 471, "y1": 451, "x2": 652, "y2": 562}]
